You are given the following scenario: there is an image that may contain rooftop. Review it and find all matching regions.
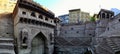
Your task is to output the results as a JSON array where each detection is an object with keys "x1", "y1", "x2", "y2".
[{"x1": 18, "y1": 0, "x2": 55, "y2": 18}]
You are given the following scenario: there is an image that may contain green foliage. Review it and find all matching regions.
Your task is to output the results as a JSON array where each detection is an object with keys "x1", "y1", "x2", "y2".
[{"x1": 90, "y1": 17, "x2": 95, "y2": 21}]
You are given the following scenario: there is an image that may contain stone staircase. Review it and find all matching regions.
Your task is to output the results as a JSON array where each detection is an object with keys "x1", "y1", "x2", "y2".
[
  {"x1": 0, "y1": 37, "x2": 15, "y2": 54},
  {"x1": 106, "y1": 38, "x2": 120, "y2": 52}
]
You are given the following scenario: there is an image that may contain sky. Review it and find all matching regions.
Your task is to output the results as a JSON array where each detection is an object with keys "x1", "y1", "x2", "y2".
[{"x1": 33, "y1": 0, "x2": 120, "y2": 16}]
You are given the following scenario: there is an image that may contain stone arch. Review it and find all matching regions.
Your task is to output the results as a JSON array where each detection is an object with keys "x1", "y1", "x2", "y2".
[{"x1": 30, "y1": 32, "x2": 47, "y2": 54}]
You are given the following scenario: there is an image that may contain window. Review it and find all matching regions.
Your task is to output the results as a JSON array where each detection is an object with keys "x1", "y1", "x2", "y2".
[
  {"x1": 45, "y1": 17, "x2": 48, "y2": 21},
  {"x1": 20, "y1": 18, "x2": 23, "y2": 23},
  {"x1": 31, "y1": 12, "x2": 36, "y2": 17},
  {"x1": 76, "y1": 31, "x2": 79, "y2": 33},
  {"x1": 54, "y1": 20, "x2": 56, "y2": 23},
  {"x1": 23, "y1": 18, "x2": 27, "y2": 23},
  {"x1": 71, "y1": 28, "x2": 74, "y2": 30},
  {"x1": 22, "y1": 11, "x2": 26, "y2": 15},
  {"x1": 36, "y1": 21, "x2": 39, "y2": 25},
  {"x1": 89, "y1": 34, "x2": 92, "y2": 36},
  {"x1": 107, "y1": 27, "x2": 109, "y2": 30},
  {"x1": 31, "y1": 20, "x2": 35, "y2": 24},
  {"x1": 28, "y1": 19, "x2": 31, "y2": 24},
  {"x1": 51, "y1": 20, "x2": 53, "y2": 23},
  {"x1": 38, "y1": 15, "x2": 43, "y2": 19}
]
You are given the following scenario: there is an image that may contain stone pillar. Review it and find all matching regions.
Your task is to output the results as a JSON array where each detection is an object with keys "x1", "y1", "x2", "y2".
[
  {"x1": 105, "y1": 13, "x2": 107, "y2": 18},
  {"x1": 100, "y1": 12, "x2": 103, "y2": 19},
  {"x1": 109, "y1": 14, "x2": 111, "y2": 18}
]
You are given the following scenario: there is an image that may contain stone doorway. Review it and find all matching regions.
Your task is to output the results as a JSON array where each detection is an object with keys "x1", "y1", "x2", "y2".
[{"x1": 30, "y1": 32, "x2": 46, "y2": 54}]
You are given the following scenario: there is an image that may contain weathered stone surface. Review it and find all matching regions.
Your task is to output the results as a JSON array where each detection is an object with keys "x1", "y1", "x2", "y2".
[
  {"x1": 0, "y1": 13, "x2": 13, "y2": 38},
  {"x1": 12, "y1": 1, "x2": 56, "y2": 54}
]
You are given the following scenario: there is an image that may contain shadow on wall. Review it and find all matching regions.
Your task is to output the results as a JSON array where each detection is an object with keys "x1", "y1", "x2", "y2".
[{"x1": 115, "y1": 51, "x2": 120, "y2": 54}]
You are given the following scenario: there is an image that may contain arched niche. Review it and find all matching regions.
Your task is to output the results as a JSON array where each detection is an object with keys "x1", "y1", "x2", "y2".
[{"x1": 30, "y1": 32, "x2": 47, "y2": 54}]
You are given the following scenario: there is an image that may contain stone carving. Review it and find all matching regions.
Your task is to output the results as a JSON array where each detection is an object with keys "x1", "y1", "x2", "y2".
[{"x1": 21, "y1": 28, "x2": 28, "y2": 44}]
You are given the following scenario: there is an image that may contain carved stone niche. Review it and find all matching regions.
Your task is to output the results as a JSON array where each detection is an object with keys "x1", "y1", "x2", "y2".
[
  {"x1": 49, "y1": 33, "x2": 54, "y2": 45},
  {"x1": 21, "y1": 28, "x2": 29, "y2": 49}
]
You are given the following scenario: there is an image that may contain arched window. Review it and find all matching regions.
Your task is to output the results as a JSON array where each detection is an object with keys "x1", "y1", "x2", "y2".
[
  {"x1": 76, "y1": 31, "x2": 79, "y2": 33},
  {"x1": 23, "y1": 18, "x2": 28, "y2": 23},
  {"x1": 38, "y1": 15, "x2": 43, "y2": 19},
  {"x1": 38, "y1": 22, "x2": 41, "y2": 25},
  {"x1": 45, "y1": 17, "x2": 48, "y2": 21},
  {"x1": 31, "y1": 12, "x2": 36, "y2": 17},
  {"x1": 36, "y1": 21, "x2": 39, "y2": 25},
  {"x1": 31, "y1": 20, "x2": 35, "y2": 24},
  {"x1": 51, "y1": 20, "x2": 53, "y2": 23},
  {"x1": 19, "y1": 18, "x2": 24, "y2": 23},
  {"x1": 102, "y1": 13, "x2": 105, "y2": 18},
  {"x1": 22, "y1": 11, "x2": 26, "y2": 15},
  {"x1": 71, "y1": 28, "x2": 74, "y2": 30},
  {"x1": 28, "y1": 19, "x2": 31, "y2": 24}
]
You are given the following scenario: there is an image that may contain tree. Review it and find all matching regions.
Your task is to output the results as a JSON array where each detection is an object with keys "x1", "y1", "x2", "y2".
[{"x1": 90, "y1": 17, "x2": 95, "y2": 22}]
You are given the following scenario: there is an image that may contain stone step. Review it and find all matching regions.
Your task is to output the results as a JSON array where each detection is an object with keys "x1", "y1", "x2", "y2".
[
  {"x1": 0, "y1": 37, "x2": 15, "y2": 54},
  {"x1": 99, "y1": 46, "x2": 113, "y2": 54},
  {"x1": 0, "y1": 49, "x2": 15, "y2": 54},
  {"x1": 0, "y1": 43, "x2": 14, "y2": 50},
  {"x1": 0, "y1": 38, "x2": 13, "y2": 43},
  {"x1": 107, "y1": 39, "x2": 120, "y2": 52}
]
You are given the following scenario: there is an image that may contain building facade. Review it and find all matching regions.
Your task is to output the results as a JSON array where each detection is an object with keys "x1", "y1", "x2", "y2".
[
  {"x1": 69, "y1": 9, "x2": 90, "y2": 23},
  {"x1": 13, "y1": 0, "x2": 56, "y2": 54},
  {"x1": 81, "y1": 11, "x2": 90, "y2": 22},
  {"x1": 94, "y1": 9, "x2": 117, "y2": 54},
  {"x1": 0, "y1": 0, "x2": 56, "y2": 54},
  {"x1": 58, "y1": 14, "x2": 69, "y2": 24},
  {"x1": 69, "y1": 9, "x2": 81, "y2": 23}
]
